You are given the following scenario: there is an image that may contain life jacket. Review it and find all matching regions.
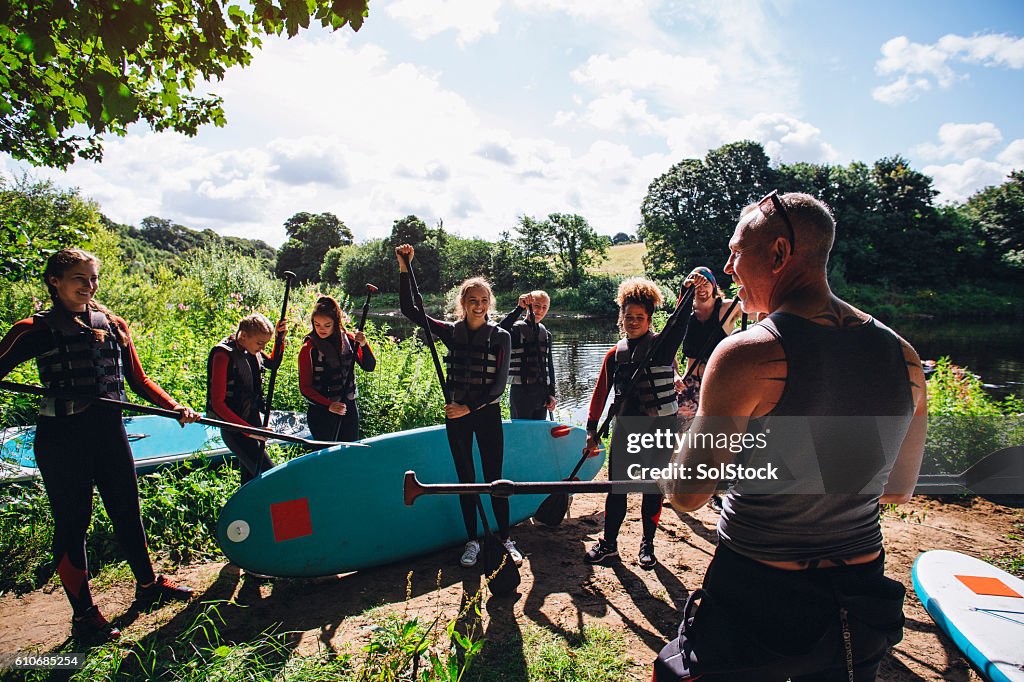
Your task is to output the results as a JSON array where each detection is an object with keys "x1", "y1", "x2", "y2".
[
  {"x1": 612, "y1": 332, "x2": 678, "y2": 417},
  {"x1": 445, "y1": 321, "x2": 500, "y2": 403},
  {"x1": 33, "y1": 308, "x2": 127, "y2": 417},
  {"x1": 206, "y1": 336, "x2": 264, "y2": 424},
  {"x1": 508, "y1": 320, "x2": 550, "y2": 385},
  {"x1": 305, "y1": 332, "x2": 356, "y2": 403}
]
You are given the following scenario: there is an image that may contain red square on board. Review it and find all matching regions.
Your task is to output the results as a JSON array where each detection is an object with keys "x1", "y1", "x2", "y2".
[
  {"x1": 955, "y1": 574, "x2": 1022, "y2": 598},
  {"x1": 270, "y1": 497, "x2": 312, "y2": 542}
]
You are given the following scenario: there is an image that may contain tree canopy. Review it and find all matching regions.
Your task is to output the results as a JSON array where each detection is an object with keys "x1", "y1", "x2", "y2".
[
  {"x1": 276, "y1": 211, "x2": 353, "y2": 282},
  {"x1": 1, "y1": 0, "x2": 368, "y2": 168},
  {"x1": 0, "y1": 174, "x2": 101, "y2": 282}
]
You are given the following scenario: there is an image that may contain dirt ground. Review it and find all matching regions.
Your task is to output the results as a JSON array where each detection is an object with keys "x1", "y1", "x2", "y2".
[{"x1": 1, "y1": 491, "x2": 1021, "y2": 681}]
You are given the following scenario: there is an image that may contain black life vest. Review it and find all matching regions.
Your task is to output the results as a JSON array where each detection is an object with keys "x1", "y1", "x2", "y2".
[
  {"x1": 305, "y1": 333, "x2": 356, "y2": 403},
  {"x1": 33, "y1": 308, "x2": 127, "y2": 417},
  {"x1": 206, "y1": 336, "x2": 264, "y2": 424},
  {"x1": 508, "y1": 320, "x2": 550, "y2": 385},
  {"x1": 445, "y1": 321, "x2": 500, "y2": 404},
  {"x1": 612, "y1": 332, "x2": 678, "y2": 417}
]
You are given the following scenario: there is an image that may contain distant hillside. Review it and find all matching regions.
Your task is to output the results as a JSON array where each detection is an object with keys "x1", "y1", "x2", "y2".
[
  {"x1": 104, "y1": 216, "x2": 276, "y2": 272},
  {"x1": 588, "y1": 242, "x2": 647, "y2": 277}
]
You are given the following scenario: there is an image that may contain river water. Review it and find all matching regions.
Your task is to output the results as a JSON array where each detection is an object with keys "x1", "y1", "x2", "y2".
[{"x1": 370, "y1": 313, "x2": 1024, "y2": 427}]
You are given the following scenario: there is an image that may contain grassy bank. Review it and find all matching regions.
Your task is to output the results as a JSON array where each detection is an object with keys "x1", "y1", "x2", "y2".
[{"x1": 2, "y1": 239, "x2": 1022, "y2": 681}]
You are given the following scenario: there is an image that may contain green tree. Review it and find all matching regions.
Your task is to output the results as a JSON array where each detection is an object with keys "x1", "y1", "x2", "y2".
[
  {"x1": 543, "y1": 213, "x2": 606, "y2": 287},
  {"x1": 1, "y1": 0, "x2": 368, "y2": 168},
  {"x1": 0, "y1": 174, "x2": 101, "y2": 281},
  {"x1": 275, "y1": 211, "x2": 353, "y2": 283},
  {"x1": 966, "y1": 170, "x2": 1024, "y2": 269},
  {"x1": 639, "y1": 141, "x2": 773, "y2": 283},
  {"x1": 441, "y1": 237, "x2": 492, "y2": 290},
  {"x1": 388, "y1": 215, "x2": 442, "y2": 290}
]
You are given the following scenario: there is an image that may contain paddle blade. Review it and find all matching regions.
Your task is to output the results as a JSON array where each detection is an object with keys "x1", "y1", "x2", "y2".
[
  {"x1": 481, "y1": 534, "x2": 521, "y2": 597},
  {"x1": 533, "y1": 492, "x2": 570, "y2": 526},
  {"x1": 963, "y1": 445, "x2": 1024, "y2": 507}
]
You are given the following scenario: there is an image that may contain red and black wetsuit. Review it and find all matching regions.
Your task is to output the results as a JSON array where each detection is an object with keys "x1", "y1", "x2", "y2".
[
  {"x1": 399, "y1": 272, "x2": 512, "y2": 541},
  {"x1": 206, "y1": 333, "x2": 284, "y2": 486},
  {"x1": 0, "y1": 308, "x2": 184, "y2": 617},
  {"x1": 587, "y1": 325, "x2": 685, "y2": 546},
  {"x1": 298, "y1": 331, "x2": 376, "y2": 441}
]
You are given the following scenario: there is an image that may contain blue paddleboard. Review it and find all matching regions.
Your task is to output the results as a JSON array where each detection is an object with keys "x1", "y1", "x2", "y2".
[
  {"x1": 913, "y1": 550, "x2": 1024, "y2": 681},
  {"x1": 0, "y1": 411, "x2": 308, "y2": 481},
  {"x1": 217, "y1": 420, "x2": 602, "y2": 577}
]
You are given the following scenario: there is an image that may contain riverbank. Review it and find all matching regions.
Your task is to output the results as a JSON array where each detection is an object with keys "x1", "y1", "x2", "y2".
[{"x1": 1, "y1": 492, "x2": 1019, "y2": 681}]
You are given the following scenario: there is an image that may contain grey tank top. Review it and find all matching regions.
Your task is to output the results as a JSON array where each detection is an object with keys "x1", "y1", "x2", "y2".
[{"x1": 717, "y1": 312, "x2": 914, "y2": 562}]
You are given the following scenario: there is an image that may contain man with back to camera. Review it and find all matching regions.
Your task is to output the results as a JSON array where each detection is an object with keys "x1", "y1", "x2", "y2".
[{"x1": 654, "y1": 191, "x2": 928, "y2": 681}]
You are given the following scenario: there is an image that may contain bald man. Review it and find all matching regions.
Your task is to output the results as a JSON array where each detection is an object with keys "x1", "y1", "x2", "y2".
[{"x1": 654, "y1": 192, "x2": 927, "y2": 681}]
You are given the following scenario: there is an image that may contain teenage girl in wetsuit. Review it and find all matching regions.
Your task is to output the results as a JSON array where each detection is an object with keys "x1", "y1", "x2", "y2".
[
  {"x1": 395, "y1": 244, "x2": 519, "y2": 568},
  {"x1": 298, "y1": 295, "x2": 376, "y2": 441},
  {"x1": 498, "y1": 291, "x2": 557, "y2": 420},
  {"x1": 0, "y1": 249, "x2": 198, "y2": 644},
  {"x1": 206, "y1": 312, "x2": 287, "y2": 487},
  {"x1": 583, "y1": 278, "x2": 687, "y2": 570}
]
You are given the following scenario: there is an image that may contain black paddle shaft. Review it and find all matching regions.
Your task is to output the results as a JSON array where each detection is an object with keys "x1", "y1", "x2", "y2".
[
  {"x1": 357, "y1": 284, "x2": 378, "y2": 332},
  {"x1": 262, "y1": 270, "x2": 296, "y2": 429},
  {"x1": 406, "y1": 446, "x2": 1024, "y2": 508},
  {"x1": 402, "y1": 253, "x2": 450, "y2": 403},
  {"x1": 0, "y1": 380, "x2": 352, "y2": 449}
]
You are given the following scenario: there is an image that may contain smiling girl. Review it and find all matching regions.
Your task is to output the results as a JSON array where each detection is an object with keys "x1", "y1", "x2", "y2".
[
  {"x1": 582, "y1": 277, "x2": 687, "y2": 570},
  {"x1": 0, "y1": 249, "x2": 199, "y2": 643},
  {"x1": 298, "y1": 295, "x2": 376, "y2": 441},
  {"x1": 395, "y1": 244, "x2": 518, "y2": 569}
]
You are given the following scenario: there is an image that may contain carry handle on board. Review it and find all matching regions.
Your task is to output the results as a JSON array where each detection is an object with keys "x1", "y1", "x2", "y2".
[
  {"x1": 404, "y1": 446, "x2": 1024, "y2": 508},
  {"x1": 0, "y1": 380, "x2": 363, "y2": 450}
]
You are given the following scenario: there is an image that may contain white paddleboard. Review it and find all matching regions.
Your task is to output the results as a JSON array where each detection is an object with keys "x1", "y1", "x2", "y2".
[{"x1": 913, "y1": 550, "x2": 1024, "y2": 682}]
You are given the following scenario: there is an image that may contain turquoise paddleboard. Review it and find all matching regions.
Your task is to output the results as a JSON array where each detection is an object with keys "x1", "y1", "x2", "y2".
[
  {"x1": 0, "y1": 411, "x2": 308, "y2": 482},
  {"x1": 913, "y1": 550, "x2": 1024, "y2": 681},
  {"x1": 217, "y1": 420, "x2": 602, "y2": 577}
]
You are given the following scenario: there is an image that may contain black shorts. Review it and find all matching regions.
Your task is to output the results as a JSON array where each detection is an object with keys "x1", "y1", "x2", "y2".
[{"x1": 654, "y1": 543, "x2": 905, "y2": 681}]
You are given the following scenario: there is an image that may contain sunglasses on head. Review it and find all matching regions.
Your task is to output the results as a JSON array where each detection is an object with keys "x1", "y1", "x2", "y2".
[{"x1": 758, "y1": 190, "x2": 795, "y2": 255}]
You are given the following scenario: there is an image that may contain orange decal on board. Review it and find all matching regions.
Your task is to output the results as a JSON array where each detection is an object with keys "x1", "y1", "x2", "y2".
[
  {"x1": 955, "y1": 574, "x2": 1022, "y2": 598},
  {"x1": 271, "y1": 498, "x2": 313, "y2": 542}
]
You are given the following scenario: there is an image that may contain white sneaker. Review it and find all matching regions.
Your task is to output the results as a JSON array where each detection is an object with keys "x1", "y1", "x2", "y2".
[
  {"x1": 460, "y1": 540, "x2": 481, "y2": 567},
  {"x1": 503, "y1": 538, "x2": 524, "y2": 566}
]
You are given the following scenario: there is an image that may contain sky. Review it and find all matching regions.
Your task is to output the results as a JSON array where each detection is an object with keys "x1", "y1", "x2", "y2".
[{"x1": 3, "y1": 0, "x2": 1023, "y2": 247}]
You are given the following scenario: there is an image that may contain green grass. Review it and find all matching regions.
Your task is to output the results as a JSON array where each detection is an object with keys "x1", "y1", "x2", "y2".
[
  {"x1": 588, "y1": 243, "x2": 647, "y2": 277},
  {"x1": 463, "y1": 623, "x2": 631, "y2": 682}
]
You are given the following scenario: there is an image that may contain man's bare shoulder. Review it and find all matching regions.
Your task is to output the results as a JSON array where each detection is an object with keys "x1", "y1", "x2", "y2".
[{"x1": 702, "y1": 324, "x2": 786, "y2": 417}]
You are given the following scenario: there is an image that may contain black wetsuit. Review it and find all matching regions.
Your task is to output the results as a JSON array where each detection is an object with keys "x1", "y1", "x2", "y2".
[
  {"x1": 399, "y1": 272, "x2": 512, "y2": 540},
  {"x1": 0, "y1": 309, "x2": 181, "y2": 616},
  {"x1": 499, "y1": 306, "x2": 556, "y2": 420}
]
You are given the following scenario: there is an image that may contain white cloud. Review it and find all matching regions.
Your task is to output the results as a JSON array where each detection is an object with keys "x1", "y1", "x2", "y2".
[
  {"x1": 577, "y1": 90, "x2": 661, "y2": 135},
  {"x1": 386, "y1": 0, "x2": 501, "y2": 46},
  {"x1": 923, "y1": 158, "x2": 1012, "y2": 203},
  {"x1": 913, "y1": 122, "x2": 1003, "y2": 161},
  {"x1": 997, "y1": 139, "x2": 1024, "y2": 167},
  {"x1": 571, "y1": 49, "x2": 719, "y2": 106},
  {"x1": 874, "y1": 33, "x2": 1024, "y2": 104},
  {"x1": 659, "y1": 112, "x2": 839, "y2": 165}
]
